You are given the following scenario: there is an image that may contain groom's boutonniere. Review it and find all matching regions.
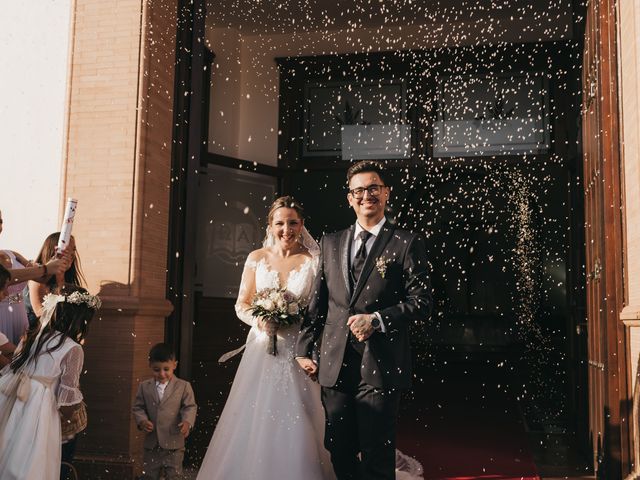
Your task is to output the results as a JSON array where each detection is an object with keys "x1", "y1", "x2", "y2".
[{"x1": 375, "y1": 256, "x2": 391, "y2": 278}]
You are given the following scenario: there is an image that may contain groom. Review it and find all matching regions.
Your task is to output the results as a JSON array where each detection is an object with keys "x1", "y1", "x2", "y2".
[{"x1": 296, "y1": 160, "x2": 432, "y2": 480}]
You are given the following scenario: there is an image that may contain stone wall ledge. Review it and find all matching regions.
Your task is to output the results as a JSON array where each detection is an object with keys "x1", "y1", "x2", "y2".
[
  {"x1": 622, "y1": 305, "x2": 640, "y2": 326},
  {"x1": 97, "y1": 295, "x2": 174, "y2": 318}
]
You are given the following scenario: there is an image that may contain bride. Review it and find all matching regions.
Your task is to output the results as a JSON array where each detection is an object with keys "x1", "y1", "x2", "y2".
[{"x1": 196, "y1": 196, "x2": 422, "y2": 480}]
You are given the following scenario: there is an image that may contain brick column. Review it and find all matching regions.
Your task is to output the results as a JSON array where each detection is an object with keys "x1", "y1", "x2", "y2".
[
  {"x1": 618, "y1": 0, "x2": 640, "y2": 475},
  {"x1": 62, "y1": 0, "x2": 177, "y2": 476}
]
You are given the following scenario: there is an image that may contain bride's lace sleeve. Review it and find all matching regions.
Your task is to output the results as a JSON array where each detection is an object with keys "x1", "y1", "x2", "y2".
[
  {"x1": 234, "y1": 255, "x2": 259, "y2": 327},
  {"x1": 57, "y1": 344, "x2": 84, "y2": 407}
]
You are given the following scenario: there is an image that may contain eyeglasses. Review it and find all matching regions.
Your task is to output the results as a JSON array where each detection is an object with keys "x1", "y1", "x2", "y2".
[{"x1": 348, "y1": 184, "x2": 387, "y2": 199}]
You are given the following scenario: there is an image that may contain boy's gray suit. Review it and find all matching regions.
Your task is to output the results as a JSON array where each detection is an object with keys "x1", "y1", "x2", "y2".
[{"x1": 132, "y1": 376, "x2": 197, "y2": 479}]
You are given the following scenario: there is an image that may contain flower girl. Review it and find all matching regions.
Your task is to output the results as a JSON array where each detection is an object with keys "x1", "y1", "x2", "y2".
[{"x1": 0, "y1": 284, "x2": 100, "y2": 480}]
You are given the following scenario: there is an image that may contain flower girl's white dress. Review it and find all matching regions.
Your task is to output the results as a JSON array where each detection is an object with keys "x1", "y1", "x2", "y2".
[
  {"x1": 197, "y1": 254, "x2": 423, "y2": 480},
  {"x1": 0, "y1": 334, "x2": 84, "y2": 480}
]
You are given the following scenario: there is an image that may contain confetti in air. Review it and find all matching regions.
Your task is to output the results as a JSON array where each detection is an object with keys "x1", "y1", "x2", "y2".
[{"x1": 158, "y1": 0, "x2": 586, "y2": 462}]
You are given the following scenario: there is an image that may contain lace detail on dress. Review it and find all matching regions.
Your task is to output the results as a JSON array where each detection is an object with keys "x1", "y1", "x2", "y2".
[
  {"x1": 245, "y1": 259, "x2": 258, "y2": 269},
  {"x1": 234, "y1": 258, "x2": 259, "y2": 327},
  {"x1": 58, "y1": 385, "x2": 84, "y2": 407},
  {"x1": 221, "y1": 255, "x2": 319, "y2": 364},
  {"x1": 57, "y1": 345, "x2": 84, "y2": 407},
  {"x1": 237, "y1": 255, "x2": 318, "y2": 327},
  {"x1": 254, "y1": 256, "x2": 317, "y2": 300}
]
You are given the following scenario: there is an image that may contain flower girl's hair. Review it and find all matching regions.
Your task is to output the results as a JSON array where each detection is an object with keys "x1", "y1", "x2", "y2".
[{"x1": 10, "y1": 284, "x2": 99, "y2": 373}]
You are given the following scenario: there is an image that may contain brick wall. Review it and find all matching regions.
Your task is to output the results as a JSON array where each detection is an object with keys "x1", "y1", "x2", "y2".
[{"x1": 62, "y1": 0, "x2": 177, "y2": 476}]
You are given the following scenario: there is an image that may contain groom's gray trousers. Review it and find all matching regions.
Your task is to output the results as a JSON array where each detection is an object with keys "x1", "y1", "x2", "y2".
[{"x1": 321, "y1": 344, "x2": 402, "y2": 480}]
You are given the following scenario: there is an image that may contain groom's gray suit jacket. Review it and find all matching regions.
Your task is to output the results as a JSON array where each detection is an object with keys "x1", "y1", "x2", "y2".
[{"x1": 296, "y1": 221, "x2": 432, "y2": 389}]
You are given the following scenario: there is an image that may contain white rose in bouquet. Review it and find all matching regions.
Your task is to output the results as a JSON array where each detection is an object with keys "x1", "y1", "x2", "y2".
[
  {"x1": 262, "y1": 299, "x2": 275, "y2": 311},
  {"x1": 256, "y1": 298, "x2": 268, "y2": 309}
]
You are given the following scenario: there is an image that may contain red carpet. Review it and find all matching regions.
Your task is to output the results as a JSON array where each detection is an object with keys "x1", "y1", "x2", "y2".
[{"x1": 397, "y1": 362, "x2": 540, "y2": 480}]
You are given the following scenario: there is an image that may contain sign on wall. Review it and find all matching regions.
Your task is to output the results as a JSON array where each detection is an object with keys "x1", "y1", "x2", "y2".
[{"x1": 195, "y1": 164, "x2": 277, "y2": 298}]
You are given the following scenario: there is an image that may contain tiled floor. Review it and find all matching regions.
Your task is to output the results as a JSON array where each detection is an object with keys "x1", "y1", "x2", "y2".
[{"x1": 180, "y1": 468, "x2": 596, "y2": 479}]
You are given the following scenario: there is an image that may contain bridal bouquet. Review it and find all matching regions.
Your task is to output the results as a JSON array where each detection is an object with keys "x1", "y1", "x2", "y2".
[{"x1": 249, "y1": 287, "x2": 305, "y2": 356}]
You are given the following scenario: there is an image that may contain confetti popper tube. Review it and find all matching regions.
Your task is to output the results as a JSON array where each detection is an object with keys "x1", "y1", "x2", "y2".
[{"x1": 57, "y1": 198, "x2": 78, "y2": 254}]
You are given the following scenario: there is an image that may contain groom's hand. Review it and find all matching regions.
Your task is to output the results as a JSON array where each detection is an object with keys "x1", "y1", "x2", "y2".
[
  {"x1": 296, "y1": 357, "x2": 318, "y2": 380},
  {"x1": 347, "y1": 314, "x2": 375, "y2": 342}
]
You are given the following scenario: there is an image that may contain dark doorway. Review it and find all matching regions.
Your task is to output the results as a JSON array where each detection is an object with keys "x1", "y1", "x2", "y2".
[
  {"x1": 165, "y1": 0, "x2": 624, "y2": 476},
  {"x1": 277, "y1": 44, "x2": 590, "y2": 476},
  {"x1": 186, "y1": 161, "x2": 279, "y2": 463}
]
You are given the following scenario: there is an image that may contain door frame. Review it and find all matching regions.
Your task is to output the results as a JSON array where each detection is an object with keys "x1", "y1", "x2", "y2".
[
  {"x1": 166, "y1": 0, "x2": 209, "y2": 377},
  {"x1": 166, "y1": 0, "x2": 283, "y2": 377},
  {"x1": 166, "y1": 0, "x2": 631, "y2": 473},
  {"x1": 581, "y1": 0, "x2": 632, "y2": 476}
]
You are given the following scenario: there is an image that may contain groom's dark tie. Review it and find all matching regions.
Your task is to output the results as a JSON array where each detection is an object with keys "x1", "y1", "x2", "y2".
[
  {"x1": 349, "y1": 230, "x2": 372, "y2": 355},
  {"x1": 351, "y1": 230, "x2": 372, "y2": 286}
]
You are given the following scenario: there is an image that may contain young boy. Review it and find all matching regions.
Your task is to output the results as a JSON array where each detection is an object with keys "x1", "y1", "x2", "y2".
[{"x1": 132, "y1": 343, "x2": 197, "y2": 479}]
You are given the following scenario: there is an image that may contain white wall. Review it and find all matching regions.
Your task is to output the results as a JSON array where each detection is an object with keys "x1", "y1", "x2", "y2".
[
  {"x1": 207, "y1": 28, "x2": 242, "y2": 159},
  {"x1": 0, "y1": 1, "x2": 73, "y2": 258}
]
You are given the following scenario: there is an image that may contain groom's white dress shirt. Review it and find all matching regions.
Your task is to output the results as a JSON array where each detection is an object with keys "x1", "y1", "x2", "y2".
[
  {"x1": 352, "y1": 217, "x2": 387, "y2": 333},
  {"x1": 351, "y1": 217, "x2": 386, "y2": 264}
]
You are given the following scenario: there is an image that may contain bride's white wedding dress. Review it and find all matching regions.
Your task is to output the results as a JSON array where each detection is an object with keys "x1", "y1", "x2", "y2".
[{"x1": 196, "y1": 251, "x2": 423, "y2": 480}]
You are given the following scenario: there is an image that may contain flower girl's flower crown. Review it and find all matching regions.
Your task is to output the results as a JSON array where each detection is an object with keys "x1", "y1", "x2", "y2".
[
  {"x1": 65, "y1": 291, "x2": 102, "y2": 309},
  {"x1": 42, "y1": 291, "x2": 102, "y2": 311}
]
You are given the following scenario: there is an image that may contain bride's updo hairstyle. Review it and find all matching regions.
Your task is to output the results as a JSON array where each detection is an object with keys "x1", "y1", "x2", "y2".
[{"x1": 266, "y1": 196, "x2": 305, "y2": 225}]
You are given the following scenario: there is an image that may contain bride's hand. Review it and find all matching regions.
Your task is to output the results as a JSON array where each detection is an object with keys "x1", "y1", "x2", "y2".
[
  {"x1": 296, "y1": 357, "x2": 318, "y2": 380},
  {"x1": 257, "y1": 318, "x2": 278, "y2": 336}
]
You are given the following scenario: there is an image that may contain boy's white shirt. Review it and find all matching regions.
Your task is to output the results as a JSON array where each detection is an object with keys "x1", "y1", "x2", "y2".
[{"x1": 155, "y1": 379, "x2": 169, "y2": 400}]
